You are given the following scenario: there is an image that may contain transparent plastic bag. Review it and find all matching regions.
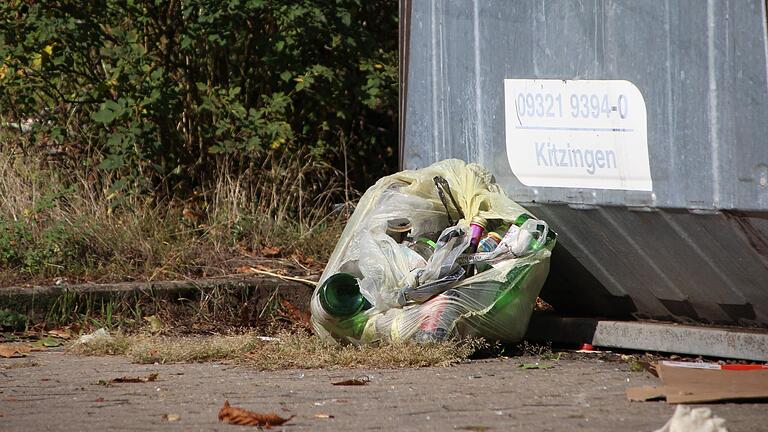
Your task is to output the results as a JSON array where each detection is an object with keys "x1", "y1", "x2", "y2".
[{"x1": 310, "y1": 159, "x2": 556, "y2": 344}]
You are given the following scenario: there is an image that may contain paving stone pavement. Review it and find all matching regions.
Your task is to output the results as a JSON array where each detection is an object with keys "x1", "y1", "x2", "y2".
[{"x1": 1, "y1": 351, "x2": 765, "y2": 431}]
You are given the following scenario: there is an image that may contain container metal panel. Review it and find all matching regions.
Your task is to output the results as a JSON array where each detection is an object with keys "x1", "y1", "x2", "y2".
[{"x1": 402, "y1": 0, "x2": 768, "y2": 325}]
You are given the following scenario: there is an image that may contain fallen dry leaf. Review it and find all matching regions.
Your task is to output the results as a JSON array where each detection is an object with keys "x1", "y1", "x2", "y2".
[
  {"x1": 163, "y1": 414, "x2": 181, "y2": 422},
  {"x1": 518, "y1": 363, "x2": 553, "y2": 370},
  {"x1": 182, "y1": 207, "x2": 203, "y2": 222},
  {"x1": 534, "y1": 296, "x2": 554, "y2": 312},
  {"x1": 459, "y1": 426, "x2": 492, "y2": 432},
  {"x1": 110, "y1": 373, "x2": 158, "y2": 384},
  {"x1": 261, "y1": 246, "x2": 281, "y2": 257},
  {"x1": 0, "y1": 344, "x2": 31, "y2": 358},
  {"x1": 40, "y1": 336, "x2": 62, "y2": 347},
  {"x1": 291, "y1": 250, "x2": 310, "y2": 261},
  {"x1": 143, "y1": 315, "x2": 164, "y2": 333},
  {"x1": 95, "y1": 397, "x2": 105, "y2": 402},
  {"x1": 47, "y1": 328, "x2": 72, "y2": 339},
  {"x1": 218, "y1": 400, "x2": 293, "y2": 428},
  {"x1": 235, "y1": 265, "x2": 256, "y2": 274},
  {"x1": 235, "y1": 265, "x2": 291, "y2": 277},
  {"x1": 278, "y1": 298, "x2": 312, "y2": 329},
  {"x1": 331, "y1": 376, "x2": 370, "y2": 386}
]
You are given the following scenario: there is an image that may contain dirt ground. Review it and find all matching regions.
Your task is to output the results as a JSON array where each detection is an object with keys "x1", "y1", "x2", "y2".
[{"x1": 1, "y1": 350, "x2": 765, "y2": 431}]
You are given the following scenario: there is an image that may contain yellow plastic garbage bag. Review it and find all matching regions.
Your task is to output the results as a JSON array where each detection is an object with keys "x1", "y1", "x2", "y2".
[{"x1": 310, "y1": 159, "x2": 555, "y2": 345}]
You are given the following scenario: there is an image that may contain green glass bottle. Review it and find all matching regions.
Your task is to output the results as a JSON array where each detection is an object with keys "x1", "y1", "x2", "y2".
[
  {"x1": 318, "y1": 273, "x2": 370, "y2": 318},
  {"x1": 337, "y1": 312, "x2": 370, "y2": 338},
  {"x1": 513, "y1": 213, "x2": 533, "y2": 226},
  {"x1": 491, "y1": 264, "x2": 533, "y2": 312}
]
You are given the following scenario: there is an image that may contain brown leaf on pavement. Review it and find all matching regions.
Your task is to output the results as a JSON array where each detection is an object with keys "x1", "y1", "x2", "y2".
[
  {"x1": 163, "y1": 414, "x2": 181, "y2": 422},
  {"x1": 40, "y1": 336, "x2": 62, "y2": 347},
  {"x1": 331, "y1": 376, "x2": 370, "y2": 386},
  {"x1": 0, "y1": 344, "x2": 31, "y2": 358},
  {"x1": 218, "y1": 400, "x2": 293, "y2": 428},
  {"x1": 47, "y1": 328, "x2": 72, "y2": 339},
  {"x1": 110, "y1": 373, "x2": 158, "y2": 383}
]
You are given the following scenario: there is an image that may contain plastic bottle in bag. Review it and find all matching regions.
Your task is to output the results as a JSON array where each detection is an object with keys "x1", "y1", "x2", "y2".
[
  {"x1": 467, "y1": 216, "x2": 487, "y2": 276},
  {"x1": 514, "y1": 214, "x2": 556, "y2": 248},
  {"x1": 475, "y1": 226, "x2": 507, "y2": 272},
  {"x1": 386, "y1": 218, "x2": 412, "y2": 243},
  {"x1": 477, "y1": 225, "x2": 508, "y2": 253},
  {"x1": 468, "y1": 216, "x2": 488, "y2": 253}
]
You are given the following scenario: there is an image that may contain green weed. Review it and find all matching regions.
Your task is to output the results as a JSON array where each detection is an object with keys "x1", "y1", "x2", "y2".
[{"x1": 0, "y1": 309, "x2": 27, "y2": 331}]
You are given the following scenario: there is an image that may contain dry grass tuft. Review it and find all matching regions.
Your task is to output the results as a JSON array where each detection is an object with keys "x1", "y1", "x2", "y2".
[
  {"x1": 0, "y1": 145, "x2": 347, "y2": 286},
  {"x1": 71, "y1": 335, "x2": 133, "y2": 356},
  {"x1": 70, "y1": 331, "x2": 479, "y2": 370}
]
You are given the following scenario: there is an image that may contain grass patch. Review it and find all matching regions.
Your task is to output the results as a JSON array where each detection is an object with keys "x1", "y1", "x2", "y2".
[
  {"x1": 620, "y1": 354, "x2": 653, "y2": 372},
  {"x1": 517, "y1": 340, "x2": 559, "y2": 360},
  {"x1": 71, "y1": 334, "x2": 133, "y2": 356},
  {"x1": 0, "y1": 147, "x2": 347, "y2": 287},
  {"x1": 27, "y1": 281, "x2": 313, "y2": 333},
  {"x1": 628, "y1": 359, "x2": 646, "y2": 372},
  {"x1": 70, "y1": 331, "x2": 479, "y2": 370}
]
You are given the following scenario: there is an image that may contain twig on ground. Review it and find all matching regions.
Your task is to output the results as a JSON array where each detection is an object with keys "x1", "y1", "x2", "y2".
[{"x1": 245, "y1": 269, "x2": 317, "y2": 287}]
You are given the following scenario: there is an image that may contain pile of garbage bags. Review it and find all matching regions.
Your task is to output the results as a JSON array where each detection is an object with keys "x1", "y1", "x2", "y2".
[{"x1": 310, "y1": 159, "x2": 556, "y2": 344}]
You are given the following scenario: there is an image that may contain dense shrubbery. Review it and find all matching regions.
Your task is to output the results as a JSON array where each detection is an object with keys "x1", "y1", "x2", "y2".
[
  {"x1": 0, "y1": 0, "x2": 398, "y2": 283},
  {"x1": 0, "y1": 0, "x2": 398, "y2": 197}
]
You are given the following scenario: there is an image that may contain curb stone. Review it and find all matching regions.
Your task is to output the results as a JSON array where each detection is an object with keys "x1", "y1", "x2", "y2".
[{"x1": 0, "y1": 275, "x2": 317, "y2": 317}]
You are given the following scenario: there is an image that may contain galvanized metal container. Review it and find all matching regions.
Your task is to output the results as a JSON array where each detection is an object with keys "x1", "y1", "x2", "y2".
[{"x1": 400, "y1": 0, "x2": 768, "y2": 326}]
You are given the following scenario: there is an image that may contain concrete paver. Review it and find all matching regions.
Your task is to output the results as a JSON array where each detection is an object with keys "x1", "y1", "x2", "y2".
[{"x1": 1, "y1": 351, "x2": 765, "y2": 431}]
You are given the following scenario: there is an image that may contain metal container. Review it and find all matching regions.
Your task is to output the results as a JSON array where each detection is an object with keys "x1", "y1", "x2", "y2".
[{"x1": 400, "y1": 0, "x2": 768, "y2": 326}]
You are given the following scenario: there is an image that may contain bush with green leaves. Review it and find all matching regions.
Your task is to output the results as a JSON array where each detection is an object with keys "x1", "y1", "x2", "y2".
[{"x1": 0, "y1": 0, "x2": 398, "y2": 200}]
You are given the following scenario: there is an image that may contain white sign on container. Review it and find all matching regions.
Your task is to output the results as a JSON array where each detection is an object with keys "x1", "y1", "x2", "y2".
[{"x1": 503, "y1": 79, "x2": 653, "y2": 191}]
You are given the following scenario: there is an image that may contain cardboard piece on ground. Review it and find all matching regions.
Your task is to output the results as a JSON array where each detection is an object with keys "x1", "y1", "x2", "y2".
[
  {"x1": 627, "y1": 385, "x2": 667, "y2": 402},
  {"x1": 627, "y1": 362, "x2": 768, "y2": 403}
]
